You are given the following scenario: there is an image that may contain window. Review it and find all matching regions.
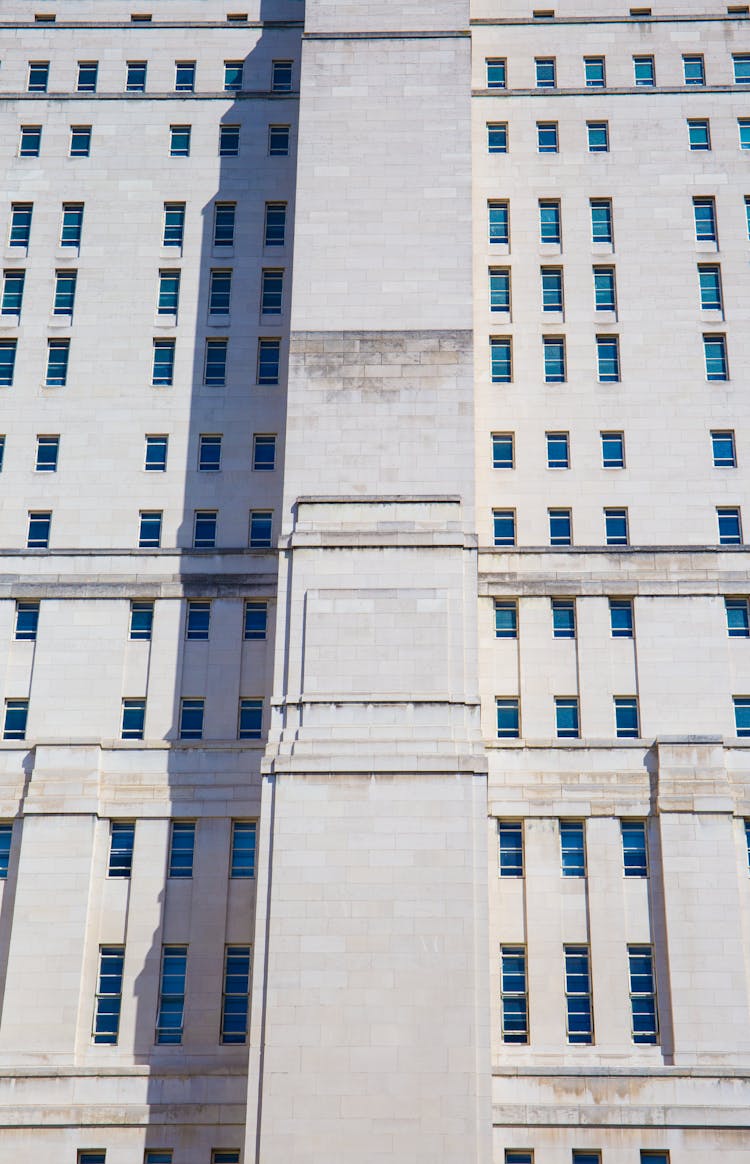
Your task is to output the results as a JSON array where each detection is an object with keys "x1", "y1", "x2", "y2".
[
  {"x1": 174, "y1": 61, "x2": 195, "y2": 91},
  {"x1": 221, "y1": 945, "x2": 251, "y2": 1043},
  {"x1": 590, "y1": 199, "x2": 613, "y2": 244},
  {"x1": 572, "y1": 1155, "x2": 600, "y2": 1164},
  {"x1": 253, "y1": 434, "x2": 276, "y2": 471},
  {"x1": 272, "y1": 60, "x2": 293, "y2": 92},
  {"x1": 697, "y1": 265, "x2": 722, "y2": 312},
  {"x1": 145, "y1": 1154, "x2": 172, "y2": 1164},
  {"x1": 495, "y1": 600, "x2": 518, "y2": 640},
  {"x1": 19, "y1": 126, "x2": 41, "y2": 157},
  {"x1": 257, "y1": 339, "x2": 280, "y2": 384},
  {"x1": 204, "y1": 339, "x2": 228, "y2": 385},
  {"x1": 163, "y1": 203, "x2": 185, "y2": 247},
  {"x1": 541, "y1": 268, "x2": 563, "y2": 311},
  {"x1": 493, "y1": 510, "x2": 516, "y2": 546},
  {"x1": 249, "y1": 510, "x2": 273, "y2": 548},
  {"x1": 489, "y1": 201, "x2": 509, "y2": 244},
  {"x1": 28, "y1": 61, "x2": 49, "y2": 92},
  {"x1": 264, "y1": 202, "x2": 286, "y2": 246},
  {"x1": 506, "y1": 1155, "x2": 533, "y2": 1164},
  {"x1": 543, "y1": 336, "x2": 566, "y2": 382},
  {"x1": 605, "y1": 508, "x2": 629, "y2": 546},
  {"x1": 77, "y1": 61, "x2": 98, "y2": 91},
  {"x1": 501, "y1": 947, "x2": 528, "y2": 1043},
  {"x1": 121, "y1": 699, "x2": 145, "y2": 740},
  {"x1": 683, "y1": 54, "x2": 705, "y2": 84},
  {"x1": 601, "y1": 431, "x2": 624, "y2": 468},
  {"x1": 615, "y1": 697, "x2": 640, "y2": 738},
  {"x1": 487, "y1": 123, "x2": 508, "y2": 153},
  {"x1": 261, "y1": 269, "x2": 283, "y2": 315},
  {"x1": 61, "y1": 203, "x2": 84, "y2": 247},
  {"x1": 693, "y1": 197, "x2": 717, "y2": 242},
  {"x1": 3, "y1": 699, "x2": 28, "y2": 740},
  {"x1": 212, "y1": 1155, "x2": 240, "y2": 1164},
  {"x1": 552, "y1": 599, "x2": 575, "y2": 638},
  {"x1": 549, "y1": 508, "x2": 572, "y2": 546},
  {"x1": 45, "y1": 339, "x2": 69, "y2": 386},
  {"x1": 537, "y1": 122, "x2": 558, "y2": 153},
  {"x1": 15, "y1": 601, "x2": 39, "y2": 641},
  {"x1": 199, "y1": 434, "x2": 222, "y2": 471},
  {"x1": 238, "y1": 698, "x2": 263, "y2": 739},
  {"x1": 712, "y1": 430, "x2": 736, "y2": 467},
  {"x1": 726, "y1": 597, "x2": 749, "y2": 636},
  {"x1": 498, "y1": 820, "x2": 523, "y2": 875},
  {"x1": 718, "y1": 506, "x2": 742, "y2": 544},
  {"x1": 224, "y1": 60, "x2": 243, "y2": 91},
  {"x1": 268, "y1": 124, "x2": 290, "y2": 156},
  {"x1": 492, "y1": 433, "x2": 514, "y2": 469},
  {"x1": 564, "y1": 945, "x2": 593, "y2": 1043},
  {"x1": 734, "y1": 53, "x2": 750, "y2": 83},
  {"x1": 193, "y1": 511, "x2": 217, "y2": 549},
  {"x1": 169, "y1": 125, "x2": 191, "y2": 157},
  {"x1": 496, "y1": 697, "x2": 520, "y2": 739},
  {"x1": 138, "y1": 510, "x2": 162, "y2": 548},
  {"x1": 0, "y1": 436, "x2": 5, "y2": 470},
  {"x1": 54, "y1": 270, "x2": 77, "y2": 315},
  {"x1": 629, "y1": 945, "x2": 658, "y2": 1044},
  {"x1": 93, "y1": 946, "x2": 124, "y2": 1044},
  {"x1": 35, "y1": 434, "x2": 59, "y2": 471},
  {"x1": 546, "y1": 431, "x2": 569, "y2": 468},
  {"x1": 179, "y1": 698, "x2": 204, "y2": 740},
  {"x1": 685, "y1": 120, "x2": 713, "y2": 156},
  {"x1": 219, "y1": 124, "x2": 240, "y2": 156},
  {"x1": 27, "y1": 511, "x2": 51, "y2": 548},
  {"x1": 156, "y1": 946, "x2": 187, "y2": 1044},
  {"x1": 108, "y1": 821, "x2": 135, "y2": 876},
  {"x1": 0, "y1": 823, "x2": 11, "y2": 878},
  {"x1": 144, "y1": 435, "x2": 168, "y2": 472},
  {"x1": 2, "y1": 271, "x2": 25, "y2": 315},
  {"x1": 126, "y1": 61, "x2": 147, "y2": 90},
  {"x1": 704, "y1": 334, "x2": 728, "y2": 380},
  {"x1": 231, "y1": 820, "x2": 257, "y2": 877},
  {"x1": 739, "y1": 119, "x2": 750, "y2": 150},
  {"x1": 535, "y1": 58, "x2": 556, "y2": 87},
  {"x1": 158, "y1": 271, "x2": 180, "y2": 315},
  {"x1": 0, "y1": 340, "x2": 18, "y2": 385},
  {"x1": 491, "y1": 337, "x2": 512, "y2": 382},
  {"x1": 486, "y1": 58, "x2": 507, "y2": 88},
  {"x1": 244, "y1": 600, "x2": 268, "y2": 640},
  {"x1": 152, "y1": 340, "x2": 175, "y2": 386},
  {"x1": 209, "y1": 270, "x2": 232, "y2": 316},
  {"x1": 587, "y1": 121, "x2": 609, "y2": 153},
  {"x1": 186, "y1": 600, "x2": 211, "y2": 639},
  {"x1": 129, "y1": 601, "x2": 154, "y2": 640},
  {"x1": 735, "y1": 697, "x2": 750, "y2": 736},
  {"x1": 584, "y1": 56, "x2": 606, "y2": 87},
  {"x1": 609, "y1": 598, "x2": 634, "y2": 637},
  {"x1": 633, "y1": 55, "x2": 655, "y2": 85},
  {"x1": 539, "y1": 200, "x2": 561, "y2": 244},
  {"x1": 621, "y1": 820, "x2": 648, "y2": 876},
  {"x1": 641, "y1": 1155, "x2": 668, "y2": 1164},
  {"x1": 168, "y1": 821, "x2": 195, "y2": 878},
  {"x1": 214, "y1": 203, "x2": 236, "y2": 247},
  {"x1": 596, "y1": 335, "x2": 620, "y2": 382},
  {"x1": 9, "y1": 203, "x2": 32, "y2": 248},
  {"x1": 560, "y1": 820, "x2": 585, "y2": 872}
]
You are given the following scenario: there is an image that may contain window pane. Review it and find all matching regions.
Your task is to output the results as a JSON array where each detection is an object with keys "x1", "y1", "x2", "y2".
[
  {"x1": 268, "y1": 125, "x2": 290, "y2": 156},
  {"x1": 601, "y1": 431, "x2": 624, "y2": 468},
  {"x1": 244, "y1": 600, "x2": 268, "y2": 640},
  {"x1": 552, "y1": 599, "x2": 575, "y2": 638},
  {"x1": 489, "y1": 202, "x2": 509, "y2": 244},
  {"x1": 2, "y1": 271, "x2": 25, "y2": 315},
  {"x1": 108, "y1": 821, "x2": 135, "y2": 877},
  {"x1": 541, "y1": 268, "x2": 563, "y2": 311},
  {"x1": 130, "y1": 601, "x2": 154, "y2": 640},
  {"x1": 493, "y1": 510, "x2": 515, "y2": 546},
  {"x1": 549, "y1": 509, "x2": 571, "y2": 546},
  {"x1": 209, "y1": 271, "x2": 232, "y2": 315},
  {"x1": 220, "y1": 124, "x2": 240, "y2": 156},
  {"x1": 621, "y1": 820, "x2": 647, "y2": 876},
  {"x1": 492, "y1": 433, "x2": 514, "y2": 468},
  {"x1": 186, "y1": 600, "x2": 211, "y2": 638},
  {"x1": 231, "y1": 821, "x2": 257, "y2": 877},
  {"x1": 726, "y1": 598, "x2": 750, "y2": 637},
  {"x1": 546, "y1": 432, "x2": 569, "y2": 468},
  {"x1": 488, "y1": 123, "x2": 508, "y2": 153},
  {"x1": 491, "y1": 338, "x2": 512, "y2": 382},
  {"x1": 487, "y1": 58, "x2": 507, "y2": 88},
  {"x1": 496, "y1": 698, "x2": 520, "y2": 738},
  {"x1": 145, "y1": 435, "x2": 168, "y2": 471},
  {"x1": 560, "y1": 820, "x2": 585, "y2": 872},
  {"x1": 239, "y1": 698, "x2": 263, "y2": 739},
  {"x1": 615, "y1": 697, "x2": 639, "y2": 738},
  {"x1": 498, "y1": 821, "x2": 523, "y2": 875},
  {"x1": 169, "y1": 821, "x2": 195, "y2": 878},
  {"x1": 250, "y1": 511, "x2": 273, "y2": 547},
  {"x1": 179, "y1": 699, "x2": 204, "y2": 739},
  {"x1": 0, "y1": 824, "x2": 12, "y2": 878},
  {"x1": 609, "y1": 599, "x2": 634, "y2": 638},
  {"x1": 15, "y1": 601, "x2": 39, "y2": 641},
  {"x1": 712, "y1": 430, "x2": 736, "y2": 467}
]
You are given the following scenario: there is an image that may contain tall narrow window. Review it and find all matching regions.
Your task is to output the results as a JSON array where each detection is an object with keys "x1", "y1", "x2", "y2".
[
  {"x1": 500, "y1": 947, "x2": 528, "y2": 1043},
  {"x1": 45, "y1": 339, "x2": 70, "y2": 386},
  {"x1": 718, "y1": 506, "x2": 742, "y2": 544},
  {"x1": 601, "y1": 431, "x2": 624, "y2": 468},
  {"x1": 9, "y1": 204, "x2": 32, "y2": 248},
  {"x1": 199, "y1": 434, "x2": 222, "y2": 471},
  {"x1": 209, "y1": 270, "x2": 232, "y2": 316},
  {"x1": 77, "y1": 61, "x2": 98, "y2": 91},
  {"x1": 628, "y1": 945, "x2": 658, "y2": 1044},
  {"x1": 129, "y1": 601, "x2": 154, "y2": 640},
  {"x1": 492, "y1": 433, "x2": 514, "y2": 469},
  {"x1": 609, "y1": 598, "x2": 634, "y2": 637},
  {"x1": 493, "y1": 510, "x2": 515, "y2": 546},
  {"x1": 15, "y1": 601, "x2": 39, "y2": 641},
  {"x1": 249, "y1": 510, "x2": 273, "y2": 548},
  {"x1": 543, "y1": 337, "x2": 566, "y2": 382},
  {"x1": 584, "y1": 56, "x2": 605, "y2": 87},
  {"x1": 253, "y1": 434, "x2": 276, "y2": 470},
  {"x1": 261, "y1": 269, "x2": 283, "y2": 315},
  {"x1": 27, "y1": 511, "x2": 51, "y2": 548},
  {"x1": 155, "y1": 945, "x2": 187, "y2": 1044},
  {"x1": 138, "y1": 511, "x2": 162, "y2": 548},
  {"x1": 498, "y1": 820, "x2": 523, "y2": 875},
  {"x1": 54, "y1": 270, "x2": 77, "y2": 315},
  {"x1": 152, "y1": 340, "x2": 175, "y2": 386},
  {"x1": 496, "y1": 697, "x2": 520, "y2": 739},
  {"x1": 2, "y1": 271, "x2": 25, "y2": 315},
  {"x1": 552, "y1": 599, "x2": 575, "y2": 638},
  {"x1": 126, "y1": 61, "x2": 147, "y2": 90},
  {"x1": 3, "y1": 699, "x2": 28, "y2": 740},
  {"x1": 61, "y1": 203, "x2": 84, "y2": 247},
  {"x1": 734, "y1": 53, "x2": 750, "y2": 84},
  {"x1": 621, "y1": 820, "x2": 648, "y2": 876},
  {"x1": 683, "y1": 54, "x2": 705, "y2": 85},
  {"x1": 712, "y1": 430, "x2": 736, "y2": 467},
  {"x1": 541, "y1": 267, "x2": 563, "y2": 312},
  {"x1": 19, "y1": 126, "x2": 42, "y2": 157},
  {"x1": 179, "y1": 698, "x2": 204, "y2": 740},
  {"x1": 204, "y1": 339, "x2": 228, "y2": 385},
  {"x1": 121, "y1": 699, "x2": 145, "y2": 739},
  {"x1": 264, "y1": 202, "x2": 286, "y2": 246},
  {"x1": 596, "y1": 336, "x2": 620, "y2": 382},
  {"x1": 536, "y1": 122, "x2": 558, "y2": 153},
  {"x1": 244, "y1": 600, "x2": 268, "y2": 640},
  {"x1": 186, "y1": 599, "x2": 211, "y2": 639},
  {"x1": 0, "y1": 340, "x2": 17, "y2": 386},
  {"x1": 693, "y1": 197, "x2": 717, "y2": 243},
  {"x1": 688, "y1": 119, "x2": 711, "y2": 151},
  {"x1": 70, "y1": 125, "x2": 92, "y2": 157},
  {"x1": 548, "y1": 508, "x2": 572, "y2": 546},
  {"x1": 27, "y1": 61, "x2": 49, "y2": 92},
  {"x1": 158, "y1": 271, "x2": 180, "y2": 315},
  {"x1": 163, "y1": 203, "x2": 185, "y2": 247},
  {"x1": 257, "y1": 339, "x2": 280, "y2": 384},
  {"x1": 535, "y1": 58, "x2": 556, "y2": 87},
  {"x1": 224, "y1": 60, "x2": 244, "y2": 91},
  {"x1": 108, "y1": 821, "x2": 135, "y2": 877},
  {"x1": 546, "y1": 431, "x2": 569, "y2": 468},
  {"x1": 564, "y1": 945, "x2": 593, "y2": 1043},
  {"x1": 168, "y1": 821, "x2": 195, "y2": 878},
  {"x1": 587, "y1": 121, "x2": 609, "y2": 153},
  {"x1": 221, "y1": 946, "x2": 251, "y2": 1043},
  {"x1": 36, "y1": 435, "x2": 59, "y2": 471},
  {"x1": 614, "y1": 697, "x2": 640, "y2": 738},
  {"x1": 268, "y1": 124, "x2": 290, "y2": 156},
  {"x1": 174, "y1": 61, "x2": 195, "y2": 91},
  {"x1": 169, "y1": 125, "x2": 191, "y2": 157},
  {"x1": 735, "y1": 697, "x2": 750, "y2": 737},
  {"x1": 494, "y1": 600, "x2": 517, "y2": 639},
  {"x1": 725, "y1": 597, "x2": 750, "y2": 637},
  {"x1": 633, "y1": 55, "x2": 655, "y2": 85},
  {"x1": 590, "y1": 199, "x2": 613, "y2": 244},
  {"x1": 271, "y1": 60, "x2": 293, "y2": 92},
  {"x1": 491, "y1": 337, "x2": 512, "y2": 382},
  {"x1": 704, "y1": 334, "x2": 728, "y2": 380},
  {"x1": 238, "y1": 698, "x2": 263, "y2": 739},
  {"x1": 539, "y1": 200, "x2": 561, "y2": 244},
  {"x1": 145, "y1": 435, "x2": 168, "y2": 471},
  {"x1": 93, "y1": 946, "x2": 124, "y2": 1044},
  {"x1": 487, "y1": 122, "x2": 508, "y2": 154},
  {"x1": 489, "y1": 201, "x2": 509, "y2": 244},
  {"x1": 230, "y1": 821, "x2": 257, "y2": 878},
  {"x1": 219, "y1": 124, "x2": 240, "y2": 156},
  {"x1": 486, "y1": 58, "x2": 507, "y2": 88},
  {"x1": 593, "y1": 267, "x2": 616, "y2": 311},
  {"x1": 0, "y1": 823, "x2": 12, "y2": 878},
  {"x1": 214, "y1": 203, "x2": 236, "y2": 247},
  {"x1": 560, "y1": 821, "x2": 585, "y2": 874}
]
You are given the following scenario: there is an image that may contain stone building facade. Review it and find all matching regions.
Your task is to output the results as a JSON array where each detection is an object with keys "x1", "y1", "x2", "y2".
[{"x1": 0, "y1": 0, "x2": 748, "y2": 1161}]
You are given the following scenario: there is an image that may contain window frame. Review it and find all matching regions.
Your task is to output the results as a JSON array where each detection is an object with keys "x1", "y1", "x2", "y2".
[{"x1": 500, "y1": 945, "x2": 529, "y2": 1044}]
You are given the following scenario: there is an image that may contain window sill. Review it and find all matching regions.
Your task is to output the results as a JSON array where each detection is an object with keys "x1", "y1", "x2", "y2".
[
  {"x1": 208, "y1": 313, "x2": 230, "y2": 326},
  {"x1": 595, "y1": 309, "x2": 618, "y2": 323},
  {"x1": 0, "y1": 314, "x2": 20, "y2": 328},
  {"x1": 489, "y1": 242, "x2": 510, "y2": 256},
  {"x1": 154, "y1": 314, "x2": 177, "y2": 328},
  {"x1": 160, "y1": 246, "x2": 183, "y2": 259},
  {"x1": 48, "y1": 314, "x2": 72, "y2": 328},
  {"x1": 3, "y1": 247, "x2": 28, "y2": 260},
  {"x1": 542, "y1": 310, "x2": 564, "y2": 323},
  {"x1": 55, "y1": 247, "x2": 80, "y2": 260},
  {"x1": 701, "y1": 308, "x2": 725, "y2": 322},
  {"x1": 539, "y1": 243, "x2": 562, "y2": 256}
]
